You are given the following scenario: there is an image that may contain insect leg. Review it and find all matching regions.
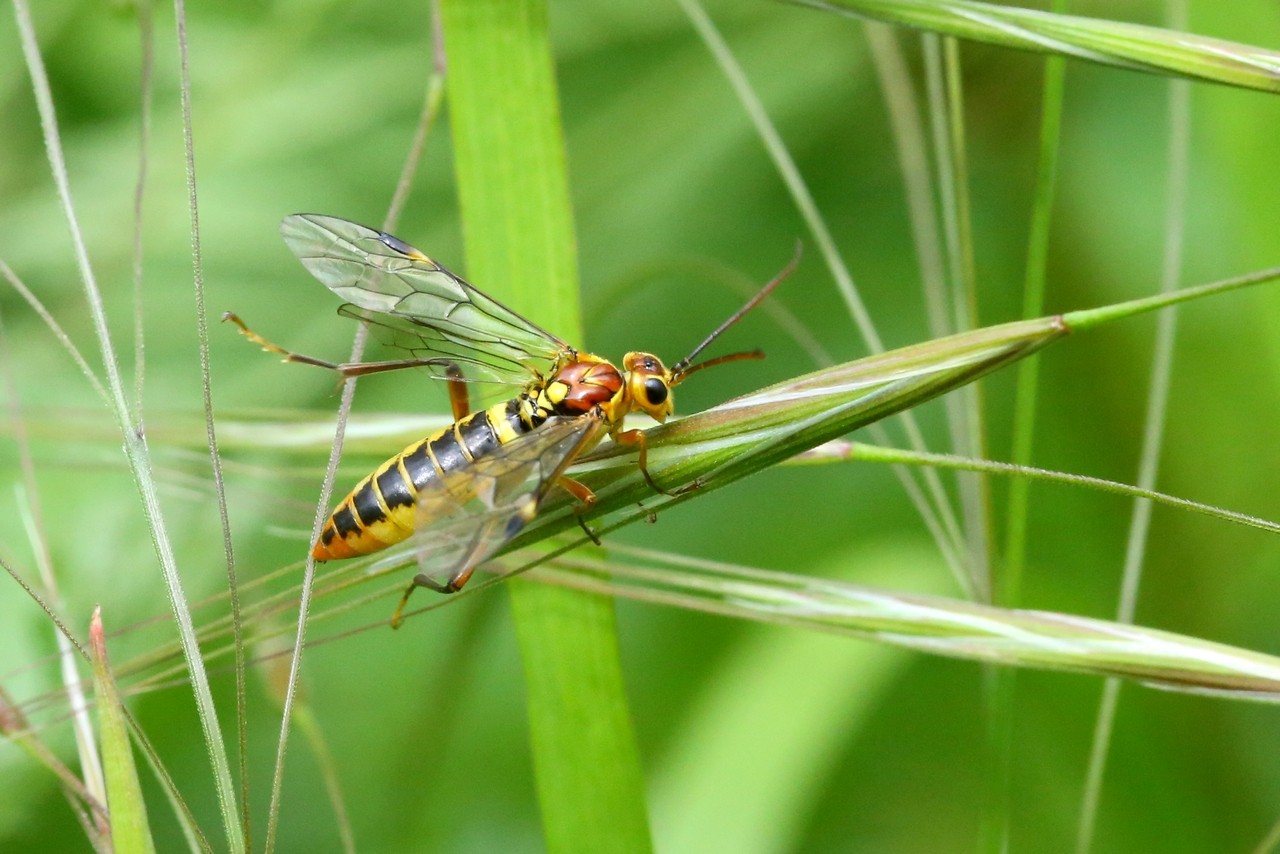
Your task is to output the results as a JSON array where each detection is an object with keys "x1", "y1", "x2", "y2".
[
  {"x1": 389, "y1": 565, "x2": 476, "y2": 629},
  {"x1": 557, "y1": 476, "x2": 602, "y2": 545},
  {"x1": 441, "y1": 361, "x2": 471, "y2": 420},
  {"x1": 613, "y1": 429, "x2": 677, "y2": 497},
  {"x1": 223, "y1": 312, "x2": 446, "y2": 378}
]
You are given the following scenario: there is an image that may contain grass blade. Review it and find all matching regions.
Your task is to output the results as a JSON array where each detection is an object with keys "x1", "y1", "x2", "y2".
[
  {"x1": 89, "y1": 609, "x2": 156, "y2": 854},
  {"x1": 11, "y1": 0, "x2": 242, "y2": 846},
  {"x1": 535, "y1": 549, "x2": 1280, "y2": 699},
  {"x1": 440, "y1": 1, "x2": 653, "y2": 850},
  {"x1": 793, "y1": 0, "x2": 1280, "y2": 92}
]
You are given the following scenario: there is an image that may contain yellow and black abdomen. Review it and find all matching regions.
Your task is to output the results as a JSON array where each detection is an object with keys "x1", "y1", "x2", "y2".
[{"x1": 312, "y1": 399, "x2": 529, "y2": 560}]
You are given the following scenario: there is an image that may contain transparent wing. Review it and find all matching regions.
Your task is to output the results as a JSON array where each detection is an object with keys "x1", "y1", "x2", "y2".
[
  {"x1": 337, "y1": 304, "x2": 526, "y2": 388},
  {"x1": 407, "y1": 415, "x2": 607, "y2": 589},
  {"x1": 281, "y1": 213, "x2": 570, "y2": 384}
]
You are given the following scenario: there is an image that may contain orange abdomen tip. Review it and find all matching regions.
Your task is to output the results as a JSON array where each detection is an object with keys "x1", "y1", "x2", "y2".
[{"x1": 312, "y1": 534, "x2": 360, "y2": 562}]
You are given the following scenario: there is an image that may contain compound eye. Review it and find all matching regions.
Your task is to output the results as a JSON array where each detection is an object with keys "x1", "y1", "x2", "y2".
[{"x1": 643, "y1": 377, "x2": 669, "y2": 406}]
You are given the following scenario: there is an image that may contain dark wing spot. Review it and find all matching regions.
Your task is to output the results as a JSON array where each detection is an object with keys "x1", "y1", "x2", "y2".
[{"x1": 380, "y1": 231, "x2": 431, "y2": 262}]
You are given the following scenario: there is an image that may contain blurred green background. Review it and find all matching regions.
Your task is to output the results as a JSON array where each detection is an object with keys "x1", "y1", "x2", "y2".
[{"x1": 2, "y1": 1, "x2": 1280, "y2": 851}]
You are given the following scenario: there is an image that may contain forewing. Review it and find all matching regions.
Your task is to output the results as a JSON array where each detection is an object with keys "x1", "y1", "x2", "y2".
[
  {"x1": 337, "y1": 305, "x2": 527, "y2": 388},
  {"x1": 406, "y1": 416, "x2": 606, "y2": 589},
  {"x1": 281, "y1": 213, "x2": 569, "y2": 383}
]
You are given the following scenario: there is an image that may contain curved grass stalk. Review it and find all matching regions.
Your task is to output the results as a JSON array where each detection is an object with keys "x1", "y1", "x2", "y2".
[
  {"x1": 262, "y1": 6, "x2": 448, "y2": 847},
  {"x1": 792, "y1": 0, "x2": 1280, "y2": 92},
  {"x1": 169, "y1": 0, "x2": 251, "y2": 842},
  {"x1": 683, "y1": 0, "x2": 971, "y2": 595},
  {"x1": 1078, "y1": 16, "x2": 1193, "y2": 849},
  {"x1": 531, "y1": 546, "x2": 1280, "y2": 700},
  {"x1": 795, "y1": 442, "x2": 1280, "y2": 536},
  {"x1": 10, "y1": 1, "x2": 242, "y2": 847},
  {"x1": 15, "y1": 271, "x2": 1280, "y2": 738}
]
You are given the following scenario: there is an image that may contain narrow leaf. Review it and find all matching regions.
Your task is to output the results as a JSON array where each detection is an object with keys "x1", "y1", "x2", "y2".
[
  {"x1": 90, "y1": 608, "x2": 157, "y2": 854},
  {"x1": 795, "y1": 0, "x2": 1280, "y2": 93},
  {"x1": 536, "y1": 549, "x2": 1280, "y2": 700},
  {"x1": 440, "y1": 1, "x2": 653, "y2": 852}
]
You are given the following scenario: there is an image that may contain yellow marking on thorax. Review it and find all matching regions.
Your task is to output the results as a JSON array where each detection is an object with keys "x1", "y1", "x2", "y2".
[{"x1": 543, "y1": 381, "x2": 569, "y2": 406}]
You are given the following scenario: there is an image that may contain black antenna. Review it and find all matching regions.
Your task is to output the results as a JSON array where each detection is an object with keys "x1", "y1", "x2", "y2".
[{"x1": 671, "y1": 241, "x2": 802, "y2": 383}]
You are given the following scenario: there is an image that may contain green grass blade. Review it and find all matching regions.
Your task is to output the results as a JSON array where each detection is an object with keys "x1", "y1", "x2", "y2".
[
  {"x1": 171, "y1": 0, "x2": 251, "y2": 842},
  {"x1": 1062, "y1": 265, "x2": 1280, "y2": 330},
  {"x1": 440, "y1": 2, "x2": 653, "y2": 851},
  {"x1": 1005, "y1": 35, "x2": 1067, "y2": 605},
  {"x1": 792, "y1": 0, "x2": 1280, "y2": 92},
  {"x1": 534, "y1": 549, "x2": 1280, "y2": 700},
  {"x1": 90, "y1": 609, "x2": 156, "y2": 854}
]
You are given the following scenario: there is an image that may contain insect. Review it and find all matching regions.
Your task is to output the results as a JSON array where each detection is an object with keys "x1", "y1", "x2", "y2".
[{"x1": 226, "y1": 214, "x2": 792, "y2": 625}]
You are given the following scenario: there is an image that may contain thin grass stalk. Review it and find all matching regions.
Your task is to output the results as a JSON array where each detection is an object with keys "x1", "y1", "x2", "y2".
[
  {"x1": 1077, "y1": 11, "x2": 1192, "y2": 850},
  {"x1": 940, "y1": 41, "x2": 1004, "y2": 841},
  {"x1": 863, "y1": 24, "x2": 975, "y2": 589},
  {"x1": 865, "y1": 24, "x2": 949, "y2": 337},
  {"x1": 940, "y1": 36, "x2": 995, "y2": 605},
  {"x1": 790, "y1": 0, "x2": 1280, "y2": 92},
  {"x1": 814, "y1": 443, "x2": 1280, "y2": 536},
  {"x1": 1005, "y1": 7, "x2": 1068, "y2": 608},
  {"x1": 684, "y1": 0, "x2": 971, "y2": 593},
  {"x1": 130, "y1": 0, "x2": 153, "y2": 415},
  {"x1": 532, "y1": 547, "x2": 1280, "y2": 699},
  {"x1": 265, "y1": 25, "x2": 446, "y2": 840},
  {"x1": 993, "y1": 7, "x2": 1069, "y2": 847},
  {"x1": 263, "y1": 265, "x2": 369, "y2": 854},
  {"x1": 925, "y1": 33, "x2": 995, "y2": 602},
  {"x1": 0, "y1": 260, "x2": 108, "y2": 405},
  {"x1": 169, "y1": 0, "x2": 251, "y2": 843},
  {"x1": 384, "y1": 1, "x2": 446, "y2": 233},
  {"x1": 681, "y1": 0, "x2": 879, "y2": 349},
  {"x1": 11, "y1": 0, "x2": 242, "y2": 846}
]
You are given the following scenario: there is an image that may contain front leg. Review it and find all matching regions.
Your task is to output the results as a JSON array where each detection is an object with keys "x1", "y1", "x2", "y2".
[
  {"x1": 389, "y1": 563, "x2": 476, "y2": 629},
  {"x1": 558, "y1": 475, "x2": 603, "y2": 546},
  {"x1": 439, "y1": 360, "x2": 472, "y2": 421},
  {"x1": 612, "y1": 428, "x2": 677, "y2": 497}
]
